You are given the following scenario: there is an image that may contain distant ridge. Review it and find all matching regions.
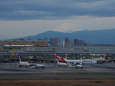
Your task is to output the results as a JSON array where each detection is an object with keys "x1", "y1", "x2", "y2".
[{"x1": 20, "y1": 29, "x2": 115, "y2": 44}]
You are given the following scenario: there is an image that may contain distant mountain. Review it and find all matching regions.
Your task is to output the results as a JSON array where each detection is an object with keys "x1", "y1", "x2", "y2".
[{"x1": 22, "y1": 29, "x2": 115, "y2": 44}]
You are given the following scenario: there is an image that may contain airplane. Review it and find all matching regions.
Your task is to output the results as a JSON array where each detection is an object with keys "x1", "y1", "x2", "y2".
[
  {"x1": 94, "y1": 54, "x2": 106, "y2": 64},
  {"x1": 19, "y1": 57, "x2": 45, "y2": 69},
  {"x1": 55, "y1": 53, "x2": 83, "y2": 64},
  {"x1": 54, "y1": 53, "x2": 83, "y2": 68},
  {"x1": 19, "y1": 57, "x2": 30, "y2": 67},
  {"x1": 93, "y1": 58, "x2": 106, "y2": 64},
  {"x1": 30, "y1": 63, "x2": 45, "y2": 69},
  {"x1": 82, "y1": 56, "x2": 106, "y2": 64}
]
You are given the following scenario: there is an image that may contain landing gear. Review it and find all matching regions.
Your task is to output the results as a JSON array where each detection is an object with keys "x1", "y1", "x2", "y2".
[{"x1": 19, "y1": 65, "x2": 21, "y2": 67}]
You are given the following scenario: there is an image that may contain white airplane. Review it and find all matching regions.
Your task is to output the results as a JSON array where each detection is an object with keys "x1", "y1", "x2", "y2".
[
  {"x1": 30, "y1": 63, "x2": 45, "y2": 69},
  {"x1": 93, "y1": 57, "x2": 106, "y2": 64},
  {"x1": 82, "y1": 57, "x2": 106, "y2": 64},
  {"x1": 19, "y1": 57, "x2": 45, "y2": 69},
  {"x1": 54, "y1": 53, "x2": 83, "y2": 68},
  {"x1": 82, "y1": 54, "x2": 106, "y2": 64},
  {"x1": 19, "y1": 57, "x2": 30, "y2": 67}
]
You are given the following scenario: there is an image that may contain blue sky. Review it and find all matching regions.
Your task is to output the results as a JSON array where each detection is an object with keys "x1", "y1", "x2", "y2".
[{"x1": 0, "y1": 0, "x2": 115, "y2": 40}]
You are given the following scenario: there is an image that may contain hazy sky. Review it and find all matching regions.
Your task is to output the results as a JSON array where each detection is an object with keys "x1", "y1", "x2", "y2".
[{"x1": 0, "y1": 0, "x2": 115, "y2": 40}]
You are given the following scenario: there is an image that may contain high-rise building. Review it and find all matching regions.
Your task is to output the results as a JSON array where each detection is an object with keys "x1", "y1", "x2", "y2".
[
  {"x1": 69, "y1": 39, "x2": 74, "y2": 47},
  {"x1": 74, "y1": 39, "x2": 78, "y2": 46},
  {"x1": 64, "y1": 37, "x2": 69, "y2": 47},
  {"x1": 49, "y1": 38, "x2": 61, "y2": 47}
]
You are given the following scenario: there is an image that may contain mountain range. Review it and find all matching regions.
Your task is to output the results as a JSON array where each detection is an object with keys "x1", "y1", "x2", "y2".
[{"x1": 20, "y1": 29, "x2": 115, "y2": 44}]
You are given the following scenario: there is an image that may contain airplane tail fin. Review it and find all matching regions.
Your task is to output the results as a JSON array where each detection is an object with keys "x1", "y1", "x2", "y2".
[
  {"x1": 54, "y1": 53, "x2": 67, "y2": 63},
  {"x1": 19, "y1": 56, "x2": 21, "y2": 62}
]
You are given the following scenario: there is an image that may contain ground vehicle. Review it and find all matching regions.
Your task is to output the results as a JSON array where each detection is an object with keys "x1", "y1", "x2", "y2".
[
  {"x1": 75, "y1": 64, "x2": 83, "y2": 69},
  {"x1": 30, "y1": 64, "x2": 45, "y2": 69}
]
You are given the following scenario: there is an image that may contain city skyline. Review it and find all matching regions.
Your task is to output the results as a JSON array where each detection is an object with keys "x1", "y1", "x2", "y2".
[{"x1": 0, "y1": 0, "x2": 115, "y2": 40}]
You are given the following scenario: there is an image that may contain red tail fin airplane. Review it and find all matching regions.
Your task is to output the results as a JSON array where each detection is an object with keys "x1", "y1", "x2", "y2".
[
  {"x1": 55, "y1": 53, "x2": 67, "y2": 63},
  {"x1": 55, "y1": 53, "x2": 83, "y2": 64},
  {"x1": 54, "y1": 53, "x2": 84, "y2": 68}
]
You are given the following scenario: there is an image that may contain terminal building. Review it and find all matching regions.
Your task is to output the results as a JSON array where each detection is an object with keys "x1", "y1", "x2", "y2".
[{"x1": 0, "y1": 44, "x2": 115, "y2": 62}]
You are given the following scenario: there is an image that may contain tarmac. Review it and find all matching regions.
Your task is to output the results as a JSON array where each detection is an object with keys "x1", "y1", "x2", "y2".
[{"x1": 0, "y1": 62, "x2": 115, "y2": 79}]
